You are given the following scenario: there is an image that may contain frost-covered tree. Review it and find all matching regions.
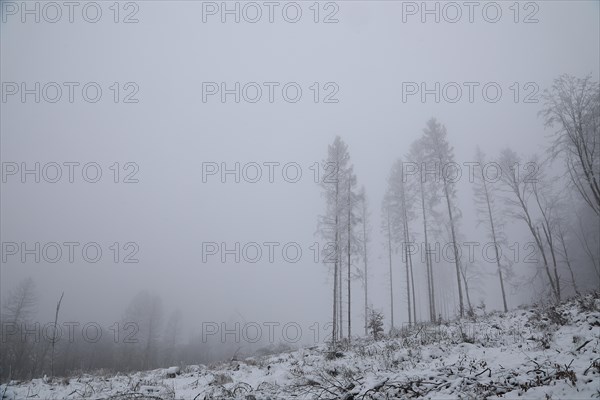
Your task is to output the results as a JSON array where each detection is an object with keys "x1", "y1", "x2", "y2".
[
  {"x1": 530, "y1": 163, "x2": 563, "y2": 301},
  {"x1": 318, "y1": 136, "x2": 354, "y2": 346},
  {"x1": 408, "y1": 139, "x2": 438, "y2": 323},
  {"x1": 541, "y1": 74, "x2": 600, "y2": 215},
  {"x1": 498, "y1": 149, "x2": 561, "y2": 302},
  {"x1": 384, "y1": 159, "x2": 417, "y2": 325},
  {"x1": 420, "y1": 118, "x2": 465, "y2": 317},
  {"x1": 367, "y1": 308, "x2": 384, "y2": 341},
  {"x1": 341, "y1": 165, "x2": 361, "y2": 341}
]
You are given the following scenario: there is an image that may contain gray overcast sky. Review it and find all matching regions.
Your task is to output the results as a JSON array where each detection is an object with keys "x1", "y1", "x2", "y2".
[{"x1": 1, "y1": 1, "x2": 599, "y2": 338}]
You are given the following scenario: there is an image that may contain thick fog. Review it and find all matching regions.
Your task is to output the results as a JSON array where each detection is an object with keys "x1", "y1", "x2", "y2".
[{"x1": 1, "y1": 0, "x2": 599, "y2": 377}]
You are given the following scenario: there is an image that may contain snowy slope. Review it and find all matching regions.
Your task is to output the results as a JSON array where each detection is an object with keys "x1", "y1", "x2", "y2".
[{"x1": 2, "y1": 293, "x2": 599, "y2": 399}]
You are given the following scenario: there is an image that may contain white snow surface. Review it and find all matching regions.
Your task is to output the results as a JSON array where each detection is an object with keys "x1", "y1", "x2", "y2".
[{"x1": 2, "y1": 293, "x2": 599, "y2": 399}]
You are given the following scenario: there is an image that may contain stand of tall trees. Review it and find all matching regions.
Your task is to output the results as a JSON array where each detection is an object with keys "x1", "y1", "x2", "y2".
[
  {"x1": 383, "y1": 159, "x2": 417, "y2": 327},
  {"x1": 318, "y1": 136, "x2": 363, "y2": 346},
  {"x1": 408, "y1": 140, "x2": 437, "y2": 322},
  {"x1": 419, "y1": 119, "x2": 465, "y2": 317},
  {"x1": 370, "y1": 75, "x2": 598, "y2": 326}
]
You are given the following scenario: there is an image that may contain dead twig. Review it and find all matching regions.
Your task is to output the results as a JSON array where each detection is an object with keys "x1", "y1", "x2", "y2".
[{"x1": 576, "y1": 339, "x2": 592, "y2": 351}]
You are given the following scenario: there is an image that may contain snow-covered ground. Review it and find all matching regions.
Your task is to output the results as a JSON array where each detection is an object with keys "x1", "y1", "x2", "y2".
[{"x1": 2, "y1": 293, "x2": 599, "y2": 399}]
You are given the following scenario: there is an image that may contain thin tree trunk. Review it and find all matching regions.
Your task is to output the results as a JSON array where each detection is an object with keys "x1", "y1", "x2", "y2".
[
  {"x1": 460, "y1": 266, "x2": 473, "y2": 315},
  {"x1": 338, "y1": 252, "x2": 343, "y2": 340},
  {"x1": 492, "y1": 236, "x2": 508, "y2": 312},
  {"x1": 387, "y1": 207, "x2": 394, "y2": 330},
  {"x1": 332, "y1": 255, "x2": 338, "y2": 347},
  {"x1": 513, "y1": 182, "x2": 558, "y2": 301},
  {"x1": 558, "y1": 227, "x2": 579, "y2": 295},
  {"x1": 428, "y1": 246, "x2": 436, "y2": 321},
  {"x1": 404, "y1": 240, "x2": 412, "y2": 326},
  {"x1": 535, "y1": 225, "x2": 559, "y2": 301},
  {"x1": 51, "y1": 292, "x2": 64, "y2": 379},
  {"x1": 480, "y1": 168, "x2": 508, "y2": 312},
  {"x1": 442, "y1": 178, "x2": 464, "y2": 318},
  {"x1": 347, "y1": 194, "x2": 352, "y2": 342},
  {"x1": 541, "y1": 223, "x2": 562, "y2": 301},
  {"x1": 332, "y1": 181, "x2": 339, "y2": 347},
  {"x1": 419, "y1": 180, "x2": 434, "y2": 322},
  {"x1": 408, "y1": 236, "x2": 417, "y2": 324},
  {"x1": 533, "y1": 187, "x2": 561, "y2": 301},
  {"x1": 399, "y1": 182, "x2": 413, "y2": 326},
  {"x1": 363, "y1": 201, "x2": 368, "y2": 336}
]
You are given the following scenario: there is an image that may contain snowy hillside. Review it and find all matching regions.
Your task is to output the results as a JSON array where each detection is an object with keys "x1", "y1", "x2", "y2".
[{"x1": 2, "y1": 293, "x2": 599, "y2": 400}]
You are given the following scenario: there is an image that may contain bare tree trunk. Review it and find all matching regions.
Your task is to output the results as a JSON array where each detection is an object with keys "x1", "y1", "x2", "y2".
[
  {"x1": 511, "y1": 181, "x2": 559, "y2": 301},
  {"x1": 404, "y1": 241, "x2": 412, "y2": 326},
  {"x1": 492, "y1": 241, "x2": 508, "y2": 312},
  {"x1": 460, "y1": 266, "x2": 473, "y2": 315},
  {"x1": 557, "y1": 226, "x2": 579, "y2": 295},
  {"x1": 540, "y1": 223, "x2": 561, "y2": 301},
  {"x1": 408, "y1": 236, "x2": 417, "y2": 324},
  {"x1": 387, "y1": 206, "x2": 394, "y2": 330},
  {"x1": 428, "y1": 246, "x2": 436, "y2": 321},
  {"x1": 533, "y1": 187, "x2": 561, "y2": 301},
  {"x1": 442, "y1": 179, "x2": 464, "y2": 318},
  {"x1": 332, "y1": 194, "x2": 339, "y2": 347},
  {"x1": 536, "y1": 225, "x2": 559, "y2": 301},
  {"x1": 400, "y1": 185, "x2": 413, "y2": 326},
  {"x1": 51, "y1": 292, "x2": 64, "y2": 379},
  {"x1": 347, "y1": 195, "x2": 352, "y2": 342},
  {"x1": 480, "y1": 169, "x2": 508, "y2": 312},
  {"x1": 338, "y1": 252, "x2": 343, "y2": 340},
  {"x1": 419, "y1": 180, "x2": 435, "y2": 322},
  {"x1": 362, "y1": 201, "x2": 368, "y2": 336},
  {"x1": 333, "y1": 259, "x2": 338, "y2": 344}
]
